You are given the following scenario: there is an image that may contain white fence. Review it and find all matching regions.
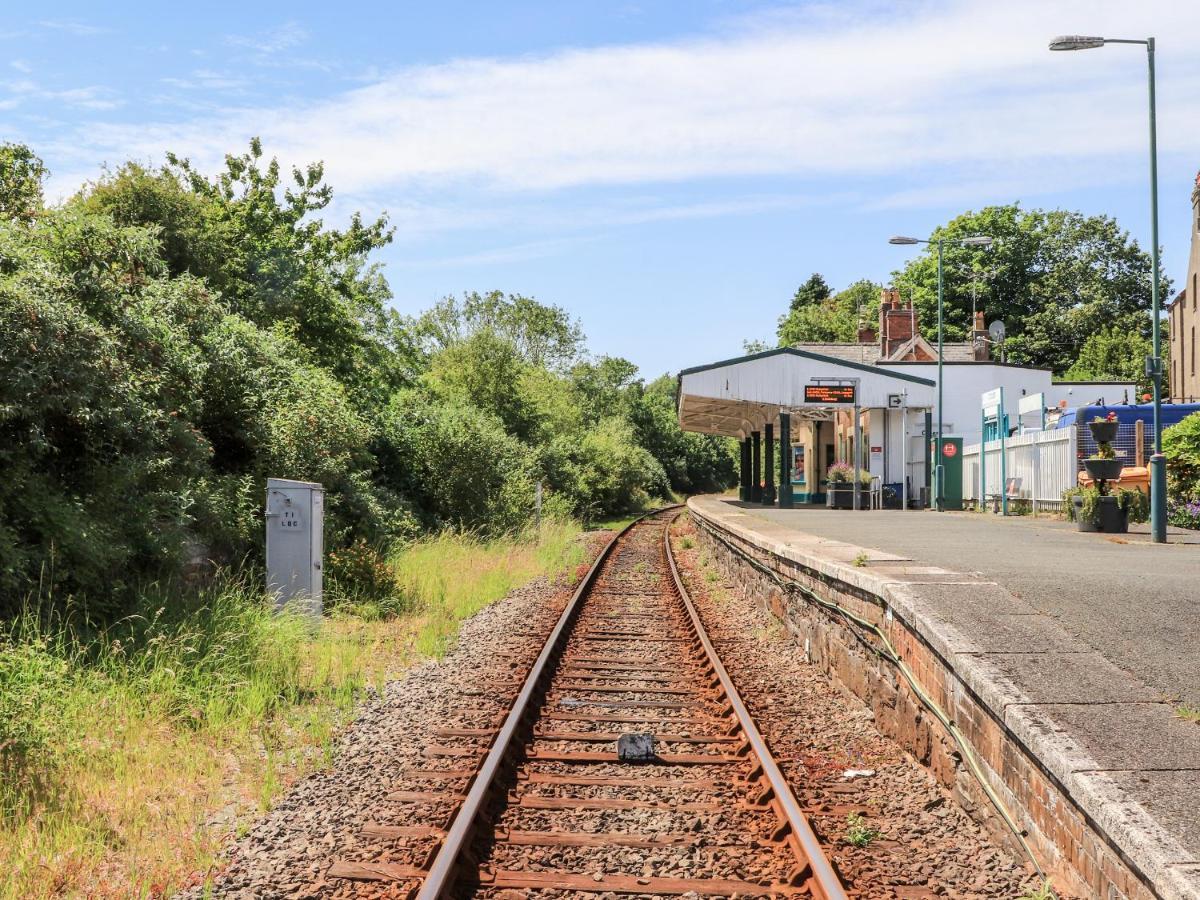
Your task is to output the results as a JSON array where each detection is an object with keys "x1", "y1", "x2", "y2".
[{"x1": 962, "y1": 429, "x2": 1077, "y2": 512}]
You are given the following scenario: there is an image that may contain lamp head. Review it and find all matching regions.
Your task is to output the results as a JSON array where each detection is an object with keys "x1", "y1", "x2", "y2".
[
  {"x1": 888, "y1": 236, "x2": 921, "y2": 245},
  {"x1": 961, "y1": 236, "x2": 994, "y2": 247},
  {"x1": 1049, "y1": 35, "x2": 1105, "y2": 51}
]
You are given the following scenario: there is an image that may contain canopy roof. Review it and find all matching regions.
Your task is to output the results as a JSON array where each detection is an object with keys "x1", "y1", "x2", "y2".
[{"x1": 677, "y1": 347, "x2": 936, "y2": 438}]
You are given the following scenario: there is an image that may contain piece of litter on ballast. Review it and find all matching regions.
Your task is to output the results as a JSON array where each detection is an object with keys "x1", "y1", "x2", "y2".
[
  {"x1": 559, "y1": 697, "x2": 582, "y2": 706},
  {"x1": 841, "y1": 768, "x2": 875, "y2": 780},
  {"x1": 617, "y1": 732, "x2": 656, "y2": 762}
]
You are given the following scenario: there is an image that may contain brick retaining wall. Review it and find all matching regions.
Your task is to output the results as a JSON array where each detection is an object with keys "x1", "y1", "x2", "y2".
[{"x1": 688, "y1": 500, "x2": 1159, "y2": 900}]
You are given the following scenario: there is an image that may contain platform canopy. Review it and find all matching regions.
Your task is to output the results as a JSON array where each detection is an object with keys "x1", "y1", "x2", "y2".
[{"x1": 677, "y1": 347, "x2": 936, "y2": 438}]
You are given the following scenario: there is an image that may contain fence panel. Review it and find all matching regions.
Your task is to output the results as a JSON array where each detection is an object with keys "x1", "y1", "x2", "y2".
[{"x1": 962, "y1": 429, "x2": 1077, "y2": 511}]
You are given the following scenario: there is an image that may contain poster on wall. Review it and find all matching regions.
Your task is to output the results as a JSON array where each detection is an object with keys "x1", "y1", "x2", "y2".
[{"x1": 791, "y1": 445, "x2": 805, "y2": 485}]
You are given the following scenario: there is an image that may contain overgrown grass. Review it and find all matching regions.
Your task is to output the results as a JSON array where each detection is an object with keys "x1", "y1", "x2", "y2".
[
  {"x1": 0, "y1": 518, "x2": 588, "y2": 897},
  {"x1": 0, "y1": 575, "x2": 406, "y2": 899},
  {"x1": 391, "y1": 518, "x2": 585, "y2": 658}
]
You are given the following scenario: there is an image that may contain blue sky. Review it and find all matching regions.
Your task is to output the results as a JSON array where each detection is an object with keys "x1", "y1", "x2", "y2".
[{"x1": 4, "y1": 1, "x2": 1200, "y2": 377}]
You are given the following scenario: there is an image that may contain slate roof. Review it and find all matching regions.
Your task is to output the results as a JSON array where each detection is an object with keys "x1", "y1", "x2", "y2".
[{"x1": 791, "y1": 341, "x2": 978, "y2": 363}]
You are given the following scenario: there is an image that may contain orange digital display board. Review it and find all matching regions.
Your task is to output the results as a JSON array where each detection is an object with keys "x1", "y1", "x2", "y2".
[{"x1": 804, "y1": 384, "x2": 856, "y2": 404}]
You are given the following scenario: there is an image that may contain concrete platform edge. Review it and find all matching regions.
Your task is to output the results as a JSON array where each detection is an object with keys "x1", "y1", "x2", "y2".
[{"x1": 686, "y1": 495, "x2": 1199, "y2": 900}]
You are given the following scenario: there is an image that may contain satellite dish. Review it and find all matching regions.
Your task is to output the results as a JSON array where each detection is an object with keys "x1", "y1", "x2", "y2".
[{"x1": 988, "y1": 320, "x2": 1006, "y2": 343}]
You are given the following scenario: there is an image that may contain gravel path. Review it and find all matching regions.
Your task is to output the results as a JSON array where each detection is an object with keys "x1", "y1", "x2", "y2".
[
  {"x1": 180, "y1": 534, "x2": 608, "y2": 899},
  {"x1": 671, "y1": 513, "x2": 1041, "y2": 899}
]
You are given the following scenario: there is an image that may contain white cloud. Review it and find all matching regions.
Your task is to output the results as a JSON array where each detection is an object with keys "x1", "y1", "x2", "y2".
[
  {"x1": 10, "y1": 60, "x2": 31, "y2": 74},
  {"x1": 1, "y1": 79, "x2": 121, "y2": 112},
  {"x1": 37, "y1": 19, "x2": 109, "y2": 37},
  {"x1": 32, "y1": 0, "x2": 1200, "y2": 209},
  {"x1": 225, "y1": 21, "x2": 308, "y2": 56}
]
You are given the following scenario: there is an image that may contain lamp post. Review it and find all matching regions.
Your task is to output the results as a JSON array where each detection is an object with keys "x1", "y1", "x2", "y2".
[
  {"x1": 1049, "y1": 35, "x2": 1166, "y2": 542},
  {"x1": 889, "y1": 234, "x2": 994, "y2": 511}
]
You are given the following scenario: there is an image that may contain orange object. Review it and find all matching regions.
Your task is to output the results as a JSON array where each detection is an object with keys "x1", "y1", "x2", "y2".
[{"x1": 1077, "y1": 466, "x2": 1149, "y2": 491}]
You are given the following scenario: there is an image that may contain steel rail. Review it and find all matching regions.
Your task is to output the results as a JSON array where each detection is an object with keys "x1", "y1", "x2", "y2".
[
  {"x1": 663, "y1": 512, "x2": 849, "y2": 900},
  {"x1": 414, "y1": 507, "x2": 676, "y2": 900}
]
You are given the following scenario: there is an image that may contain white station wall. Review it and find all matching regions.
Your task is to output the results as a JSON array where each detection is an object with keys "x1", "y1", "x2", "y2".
[{"x1": 883, "y1": 365, "x2": 1134, "y2": 445}]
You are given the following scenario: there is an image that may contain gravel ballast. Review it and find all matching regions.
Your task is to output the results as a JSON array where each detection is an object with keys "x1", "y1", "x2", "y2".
[{"x1": 181, "y1": 535, "x2": 607, "y2": 899}]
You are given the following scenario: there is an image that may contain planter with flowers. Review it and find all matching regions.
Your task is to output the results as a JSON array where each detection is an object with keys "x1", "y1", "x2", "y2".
[
  {"x1": 1066, "y1": 413, "x2": 1145, "y2": 532},
  {"x1": 825, "y1": 462, "x2": 872, "y2": 509}
]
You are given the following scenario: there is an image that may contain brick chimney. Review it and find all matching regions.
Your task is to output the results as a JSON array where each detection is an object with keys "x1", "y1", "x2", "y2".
[
  {"x1": 879, "y1": 287, "x2": 917, "y2": 357},
  {"x1": 971, "y1": 310, "x2": 989, "y2": 361},
  {"x1": 857, "y1": 322, "x2": 877, "y2": 344}
]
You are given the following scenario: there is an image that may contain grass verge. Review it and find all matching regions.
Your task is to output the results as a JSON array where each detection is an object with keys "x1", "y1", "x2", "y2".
[
  {"x1": 0, "y1": 518, "x2": 587, "y2": 898},
  {"x1": 391, "y1": 518, "x2": 585, "y2": 658}
]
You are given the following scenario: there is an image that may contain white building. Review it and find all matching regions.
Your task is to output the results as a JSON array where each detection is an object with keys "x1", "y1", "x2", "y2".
[{"x1": 677, "y1": 289, "x2": 1135, "y2": 508}]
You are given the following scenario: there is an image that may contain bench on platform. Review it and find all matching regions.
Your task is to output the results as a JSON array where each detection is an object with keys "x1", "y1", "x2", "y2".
[{"x1": 984, "y1": 476, "x2": 1022, "y2": 513}]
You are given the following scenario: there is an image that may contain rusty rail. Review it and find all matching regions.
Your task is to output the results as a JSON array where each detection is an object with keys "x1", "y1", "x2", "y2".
[
  {"x1": 414, "y1": 508, "x2": 664, "y2": 900},
  {"x1": 398, "y1": 505, "x2": 848, "y2": 899},
  {"x1": 664, "y1": 511, "x2": 848, "y2": 900}
]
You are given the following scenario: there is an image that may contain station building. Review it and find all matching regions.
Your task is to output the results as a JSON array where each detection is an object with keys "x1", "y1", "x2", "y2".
[{"x1": 677, "y1": 289, "x2": 1136, "y2": 507}]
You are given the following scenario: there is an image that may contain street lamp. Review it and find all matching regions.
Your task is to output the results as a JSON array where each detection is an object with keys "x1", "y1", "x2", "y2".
[
  {"x1": 1049, "y1": 34, "x2": 1167, "y2": 543},
  {"x1": 889, "y1": 234, "x2": 994, "y2": 511}
]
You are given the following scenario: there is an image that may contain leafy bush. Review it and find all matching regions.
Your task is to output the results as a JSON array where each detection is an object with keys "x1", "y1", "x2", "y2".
[
  {"x1": 542, "y1": 418, "x2": 670, "y2": 520},
  {"x1": 1164, "y1": 412, "x2": 1200, "y2": 507},
  {"x1": 325, "y1": 540, "x2": 407, "y2": 615},
  {"x1": 1062, "y1": 485, "x2": 1149, "y2": 525},
  {"x1": 376, "y1": 391, "x2": 537, "y2": 534},
  {"x1": 1168, "y1": 499, "x2": 1200, "y2": 530},
  {"x1": 0, "y1": 141, "x2": 711, "y2": 616}
]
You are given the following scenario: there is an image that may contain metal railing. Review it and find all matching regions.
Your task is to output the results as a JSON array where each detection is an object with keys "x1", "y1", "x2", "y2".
[{"x1": 962, "y1": 429, "x2": 1078, "y2": 512}]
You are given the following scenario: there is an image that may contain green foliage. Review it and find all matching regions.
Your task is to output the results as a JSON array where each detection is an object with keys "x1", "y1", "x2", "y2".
[
  {"x1": 543, "y1": 418, "x2": 670, "y2": 521},
  {"x1": 1063, "y1": 326, "x2": 1154, "y2": 393},
  {"x1": 1018, "y1": 881, "x2": 1057, "y2": 900},
  {"x1": 891, "y1": 204, "x2": 1165, "y2": 374},
  {"x1": 414, "y1": 290, "x2": 584, "y2": 370},
  {"x1": 845, "y1": 812, "x2": 880, "y2": 848},
  {"x1": 788, "y1": 272, "x2": 832, "y2": 312},
  {"x1": 1062, "y1": 486, "x2": 1149, "y2": 525},
  {"x1": 777, "y1": 279, "x2": 880, "y2": 345},
  {"x1": 376, "y1": 391, "x2": 537, "y2": 534},
  {"x1": 1164, "y1": 412, "x2": 1200, "y2": 506},
  {"x1": 0, "y1": 137, "x2": 722, "y2": 619},
  {"x1": 0, "y1": 143, "x2": 47, "y2": 223}
]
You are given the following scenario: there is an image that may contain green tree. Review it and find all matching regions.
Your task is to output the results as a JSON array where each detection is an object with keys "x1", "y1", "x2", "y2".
[
  {"x1": 891, "y1": 204, "x2": 1166, "y2": 374},
  {"x1": 777, "y1": 279, "x2": 880, "y2": 345},
  {"x1": 375, "y1": 392, "x2": 536, "y2": 534},
  {"x1": 415, "y1": 290, "x2": 584, "y2": 370},
  {"x1": 1062, "y1": 326, "x2": 1155, "y2": 393},
  {"x1": 422, "y1": 331, "x2": 540, "y2": 441},
  {"x1": 90, "y1": 139, "x2": 403, "y2": 404},
  {"x1": 0, "y1": 143, "x2": 47, "y2": 223},
  {"x1": 788, "y1": 273, "x2": 832, "y2": 312}
]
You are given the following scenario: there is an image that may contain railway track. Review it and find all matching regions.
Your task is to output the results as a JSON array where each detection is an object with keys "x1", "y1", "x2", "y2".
[{"x1": 328, "y1": 508, "x2": 849, "y2": 898}]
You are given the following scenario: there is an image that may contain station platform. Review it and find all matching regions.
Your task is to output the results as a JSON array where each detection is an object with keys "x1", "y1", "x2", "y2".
[{"x1": 688, "y1": 495, "x2": 1200, "y2": 899}]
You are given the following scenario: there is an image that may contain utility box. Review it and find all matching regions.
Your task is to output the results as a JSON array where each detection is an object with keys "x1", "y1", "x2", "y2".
[
  {"x1": 265, "y1": 478, "x2": 324, "y2": 616},
  {"x1": 929, "y1": 438, "x2": 964, "y2": 511}
]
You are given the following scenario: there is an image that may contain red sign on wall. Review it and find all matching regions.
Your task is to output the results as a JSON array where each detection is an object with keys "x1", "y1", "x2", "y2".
[{"x1": 942, "y1": 443, "x2": 958, "y2": 458}]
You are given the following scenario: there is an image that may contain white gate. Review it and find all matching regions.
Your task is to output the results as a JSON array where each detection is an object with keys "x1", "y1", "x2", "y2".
[{"x1": 962, "y1": 429, "x2": 1077, "y2": 512}]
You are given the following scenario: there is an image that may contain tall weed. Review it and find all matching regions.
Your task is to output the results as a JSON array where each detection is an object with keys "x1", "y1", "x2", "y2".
[{"x1": 392, "y1": 518, "x2": 584, "y2": 657}]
